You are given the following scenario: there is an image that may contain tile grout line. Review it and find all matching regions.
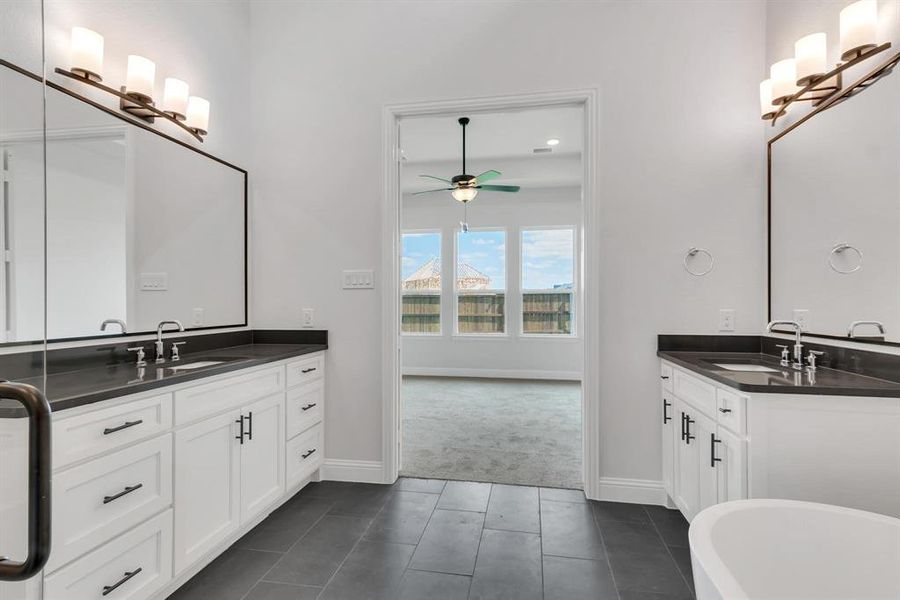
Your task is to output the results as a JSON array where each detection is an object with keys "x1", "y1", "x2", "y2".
[
  {"x1": 466, "y1": 483, "x2": 493, "y2": 600},
  {"x1": 590, "y1": 501, "x2": 623, "y2": 600},
  {"x1": 314, "y1": 488, "x2": 398, "y2": 600},
  {"x1": 396, "y1": 476, "x2": 448, "y2": 590},
  {"x1": 240, "y1": 496, "x2": 338, "y2": 600},
  {"x1": 642, "y1": 505, "x2": 695, "y2": 598}
]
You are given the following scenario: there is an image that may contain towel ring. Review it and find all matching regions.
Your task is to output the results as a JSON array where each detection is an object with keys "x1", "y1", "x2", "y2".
[
  {"x1": 684, "y1": 247, "x2": 714, "y2": 277},
  {"x1": 828, "y1": 243, "x2": 862, "y2": 274}
]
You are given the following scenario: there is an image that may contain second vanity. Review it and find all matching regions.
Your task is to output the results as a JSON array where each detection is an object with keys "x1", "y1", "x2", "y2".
[
  {"x1": 0, "y1": 331, "x2": 328, "y2": 600},
  {"x1": 658, "y1": 335, "x2": 900, "y2": 523}
]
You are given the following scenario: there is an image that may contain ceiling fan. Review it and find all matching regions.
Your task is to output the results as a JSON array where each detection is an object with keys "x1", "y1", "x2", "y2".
[{"x1": 414, "y1": 117, "x2": 521, "y2": 205}]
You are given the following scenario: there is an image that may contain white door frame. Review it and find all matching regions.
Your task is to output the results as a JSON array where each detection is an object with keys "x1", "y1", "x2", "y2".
[{"x1": 380, "y1": 89, "x2": 601, "y2": 499}]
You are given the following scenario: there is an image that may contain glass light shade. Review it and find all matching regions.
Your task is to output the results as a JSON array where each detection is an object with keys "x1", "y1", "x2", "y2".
[
  {"x1": 162, "y1": 78, "x2": 189, "y2": 118},
  {"x1": 840, "y1": 0, "x2": 878, "y2": 60},
  {"x1": 185, "y1": 96, "x2": 210, "y2": 133},
  {"x1": 770, "y1": 58, "x2": 798, "y2": 104},
  {"x1": 70, "y1": 27, "x2": 103, "y2": 80},
  {"x1": 795, "y1": 33, "x2": 827, "y2": 85},
  {"x1": 125, "y1": 55, "x2": 155, "y2": 100},
  {"x1": 451, "y1": 187, "x2": 478, "y2": 203},
  {"x1": 759, "y1": 79, "x2": 779, "y2": 118}
]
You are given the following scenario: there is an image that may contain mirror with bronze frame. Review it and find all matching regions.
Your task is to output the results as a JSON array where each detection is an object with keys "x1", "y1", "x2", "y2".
[{"x1": 0, "y1": 60, "x2": 247, "y2": 346}]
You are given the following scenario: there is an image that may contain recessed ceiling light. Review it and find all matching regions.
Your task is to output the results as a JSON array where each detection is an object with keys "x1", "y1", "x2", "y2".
[{"x1": 546, "y1": 138, "x2": 560, "y2": 146}]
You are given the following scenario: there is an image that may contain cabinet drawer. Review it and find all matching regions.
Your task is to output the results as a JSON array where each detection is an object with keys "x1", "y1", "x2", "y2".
[
  {"x1": 43, "y1": 509, "x2": 173, "y2": 600},
  {"x1": 286, "y1": 423, "x2": 323, "y2": 489},
  {"x1": 286, "y1": 353, "x2": 325, "y2": 388},
  {"x1": 174, "y1": 365, "x2": 284, "y2": 425},
  {"x1": 47, "y1": 434, "x2": 173, "y2": 572},
  {"x1": 660, "y1": 363, "x2": 674, "y2": 392},
  {"x1": 52, "y1": 393, "x2": 172, "y2": 468},
  {"x1": 673, "y1": 369, "x2": 716, "y2": 415},
  {"x1": 716, "y1": 388, "x2": 746, "y2": 435},
  {"x1": 286, "y1": 380, "x2": 324, "y2": 440}
]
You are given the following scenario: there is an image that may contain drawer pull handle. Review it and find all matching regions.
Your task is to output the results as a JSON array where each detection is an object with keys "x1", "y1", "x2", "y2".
[
  {"x1": 662, "y1": 399, "x2": 671, "y2": 424},
  {"x1": 710, "y1": 434, "x2": 722, "y2": 467},
  {"x1": 680, "y1": 412, "x2": 686, "y2": 441},
  {"x1": 102, "y1": 567, "x2": 142, "y2": 596},
  {"x1": 660, "y1": 375, "x2": 670, "y2": 380},
  {"x1": 103, "y1": 483, "x2": 143, "y2": 505},
  {"x1": 301, "y1": 448, "x2": 317, "y2": 459},
  {"x1": 301, "y1": 367, "x2": 317, "y2": 374},
  {"x1": 301, "y1": 403, "x2": 317, "y2": 411},
  {"x1": 103, "y1": 420, "x2": 143, "y2": 435},
  {"x1": 718, "y1": 407, "x2": 732, "y2": 414}
]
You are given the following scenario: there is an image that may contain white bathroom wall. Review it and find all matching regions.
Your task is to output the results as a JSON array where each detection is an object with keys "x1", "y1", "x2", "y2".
[
  {"x1": 250, "y1": 0, "x2": 767, "y2": 484},
  {"x1": 402, "y1": 185, "x2": 583, "y2": 380}
]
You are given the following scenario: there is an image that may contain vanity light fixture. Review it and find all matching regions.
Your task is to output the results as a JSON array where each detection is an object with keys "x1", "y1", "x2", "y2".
[
  {"x1": 69, "y1": 27, "x2": 104, "y2": 82},
  {"x1": 162, "y1": 78, "x2": 189, "y2": 121},
  {"x1": 770, "y1": 59, "x2": 799, "y2": 105},
  {"x1": 185, "y1": 96, "x2": 210, "y2": 136},
  {"x1": 761, "y1": 0, "x2": 896, "y2": 126},
  {"x1": 55, "y1": 27, "x2": 208, "y2": 142},
  {"x1": 795, "y1": 33, "x2": 828, "y2": 85},
  {"x1": 840, "y1": 0, "x2": 878, "y2": 60}
]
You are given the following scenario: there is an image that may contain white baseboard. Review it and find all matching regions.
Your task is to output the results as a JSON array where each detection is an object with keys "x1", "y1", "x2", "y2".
[
  {"x1": 592, "y1": 477, "x2": 667, "y2": 505},
  {"x1": 320, "y1": 459, "x2": 385, "y2": 484},
  {"x1": 402, "y1": 366, "x2": 582, "y2": 381}
]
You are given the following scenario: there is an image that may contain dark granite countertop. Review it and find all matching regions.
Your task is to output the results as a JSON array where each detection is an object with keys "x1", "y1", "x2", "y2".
[
  {"x1": 658, "y1": 350, "x2": 900, "y2": 397},
  {"x1": 0, "y1": 343, "x2": 326, "y2": 418}
]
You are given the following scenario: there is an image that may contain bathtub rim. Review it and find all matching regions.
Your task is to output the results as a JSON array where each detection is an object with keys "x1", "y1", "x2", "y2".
[{"x1": 688, "y1": 499, "x2": 900, "y2": 600}]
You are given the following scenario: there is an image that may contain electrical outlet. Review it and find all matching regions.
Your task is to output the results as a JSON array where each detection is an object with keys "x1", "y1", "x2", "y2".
[
  {"x1": 302, "y1": 308, "x2": 315, "y2": 328},
  {"x1": 192, "y1": 308, "x2": 205, "y2": 326},
  {"x1": 719, "y1": 309, "x2": 736, "y2": 332},
  {"x1": 793, "y1": 309, "x2": 810, "y2": 330}
]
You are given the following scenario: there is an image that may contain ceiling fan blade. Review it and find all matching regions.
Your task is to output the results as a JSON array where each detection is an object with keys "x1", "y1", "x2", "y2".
[
  {"x1": 419, "y1": 174, "x2": 452, "y2": 184},
  {"x1": 478, "y1": 184, "x2": 521, "y2": 193},
  {"x1": 475, "y1": 170, "x2": 502, "y2": 184},
  {"x1": 412, "y1": 188, "x2": 453, "y2": 195}
]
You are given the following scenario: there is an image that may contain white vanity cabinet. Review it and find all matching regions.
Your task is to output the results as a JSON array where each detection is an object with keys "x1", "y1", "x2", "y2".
[
  {"x1": 0, "y1": 350, "x2": 326, "y2": 600},
  {"x1": 662, "y1": 361, "x2": 748, "y2": 521},
  {"x1": 660, "y1": 358, "x2": 900, "y2": 522}
]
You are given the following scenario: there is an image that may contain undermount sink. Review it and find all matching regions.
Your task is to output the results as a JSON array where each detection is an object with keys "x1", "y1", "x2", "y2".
[
  {"x1": 166, "y1": 360, "x2": 227, "y2": 371},
  {"x1": 713, "y1": 363, "x2": 780, "y2": 373}
]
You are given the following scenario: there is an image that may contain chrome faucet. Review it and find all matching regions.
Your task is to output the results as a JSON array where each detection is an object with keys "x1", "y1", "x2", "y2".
[
  {"x1": 100, "y1": 319, "x2": 127, "y2": 334},
  {"x1": 766, "y1": 320, "x2": 804, "y2": 370},
  {"x1": 155, "y1": 320, "x2": 184, "y2": 363},
  {"x1": 848, "y1": 320, "x2": 886, "y2": 338}
]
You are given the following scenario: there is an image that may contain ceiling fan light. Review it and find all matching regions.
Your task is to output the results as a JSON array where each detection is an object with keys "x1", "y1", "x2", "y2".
[{"x1": 452, "y1": 187, "x2": 478, "y2": 203}]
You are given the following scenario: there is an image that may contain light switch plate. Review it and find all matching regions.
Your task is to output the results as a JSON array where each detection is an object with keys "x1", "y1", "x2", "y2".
[
  {"x1": 719, "y1": 309, "x2": 735, "y2": 332},
  {"x1": 192, "y1": 308, "x2": 205, "y2": 326},
  {"x1": 343, "y1": 269, "x2": 375, "y2": 289},
  {"x1": 793, "y1": 309, "x2": 810, "y2": 330},
  {"x1": 302, "y1": 308, "x2": 315, "y2": 328},
  {"x1": 140, "y1": 272, "x2": 168, "y2": 291}
]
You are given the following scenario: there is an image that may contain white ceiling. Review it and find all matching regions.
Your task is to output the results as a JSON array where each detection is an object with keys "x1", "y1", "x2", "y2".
[{"x1": 400, "y1": 105, "x2": 584, "y2": 164}]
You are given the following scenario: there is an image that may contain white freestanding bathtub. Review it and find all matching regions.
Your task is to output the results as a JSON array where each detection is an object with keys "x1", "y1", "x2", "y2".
[{"x1": 689, "y1": 499, "x2": 900, "y2": 600}]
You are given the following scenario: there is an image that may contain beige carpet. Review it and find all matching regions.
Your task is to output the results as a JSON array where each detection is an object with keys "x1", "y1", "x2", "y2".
[{"x1": 400, "y1": 376, "x2": 582, "y2": 489}]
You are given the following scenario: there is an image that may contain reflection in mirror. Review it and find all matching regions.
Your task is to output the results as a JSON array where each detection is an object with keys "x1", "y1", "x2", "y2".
[
  {"x1": 0, "y1": 62, "x2": 246, "y2": 344},
  {"x1": 770, "y1": 72, "x2": 900, "y2": 342}
]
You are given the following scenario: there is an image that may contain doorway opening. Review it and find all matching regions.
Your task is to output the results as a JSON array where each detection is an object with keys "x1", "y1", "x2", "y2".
[{"x1": 396, "y1": 104, "x2": 586, "y2": 489}]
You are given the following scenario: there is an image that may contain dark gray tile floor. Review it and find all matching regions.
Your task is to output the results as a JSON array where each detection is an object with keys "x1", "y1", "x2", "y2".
[{"x1": 168, "y1": 478, "x2": 694, "y2": 600}]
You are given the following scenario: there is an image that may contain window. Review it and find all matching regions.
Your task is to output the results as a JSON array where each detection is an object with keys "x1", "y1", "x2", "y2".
[
  {"x1": 456, "y1": 229, "x2": 506, "y2": 334},
  {"x1": 521, "y1": 228, "x2": 575, "y2": 335},
  {"x1": 401, "y1": 231, "x2": 441, "y2": 334}
]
